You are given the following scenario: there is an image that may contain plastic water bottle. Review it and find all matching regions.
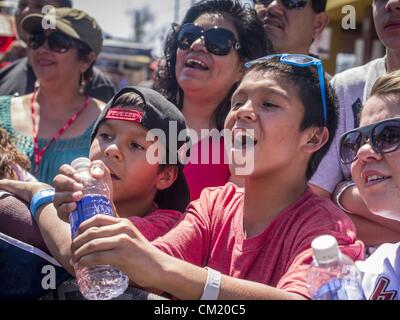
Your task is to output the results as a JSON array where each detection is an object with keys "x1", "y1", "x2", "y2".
[
  {"x1": 306, "y1": 235, "x2": 365, "y2": 300},
  {"x1": 69, "y1": 157, "x2": 129, "y2": 300}
]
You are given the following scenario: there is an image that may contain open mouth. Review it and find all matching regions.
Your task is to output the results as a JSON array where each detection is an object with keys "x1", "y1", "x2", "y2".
[
  {"x1": 185, "y1": 58, "x2": 209, "y2": 71},
  {"x1": 37, "y1": 59, "x2": 55, "y2": 67},
  {"x1": 364, "y1": 175, "x2": 391, "y2": 185},
  {"x1": 232, "y1": 129, "x2": 257, "y2": 150}
]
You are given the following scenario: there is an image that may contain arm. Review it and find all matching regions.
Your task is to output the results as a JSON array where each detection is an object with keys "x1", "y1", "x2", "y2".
[
  {"x1": 347, "y1": 213, "x2": 400, "y2": 247},
  {"x1": 35, "y1": 203, "x2": 75, "y2": 275},
  {"x1": 155, "y1": 254, "x2": 305, "y2": 300},
  {"x1": 0, "y1": 178, "x2": 77, "y2": 274},
  {"x1": 338, "y1": 184, "x2": 400, "y2": 246},
  {"x1": 71, "y1": 215, "x2": 305, "y2": 300}
]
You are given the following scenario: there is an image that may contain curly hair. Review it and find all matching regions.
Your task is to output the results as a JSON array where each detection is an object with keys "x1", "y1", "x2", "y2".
[
  {"x1": 0, "y1": 128, "x2": 31, "y2": 180},
  {"x1": 154, "y1": 0, "x2": 272, "y2": 131}
]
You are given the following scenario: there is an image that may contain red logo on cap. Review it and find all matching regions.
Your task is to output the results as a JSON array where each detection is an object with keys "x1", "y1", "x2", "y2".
[{"x1": 105, "y1": 108, "x2": 144, "y2": 123}]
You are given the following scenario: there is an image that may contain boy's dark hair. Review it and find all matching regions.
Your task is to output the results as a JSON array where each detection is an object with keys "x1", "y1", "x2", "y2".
[
  {"x1": 246, "y1": 60, "x2": 338, "y2": 180},
  {"x1": 0, "y1": 128, "x2": 31, "y2": 179},
  {"x1": 111, "y1": 92, "x2": 146, "y2": 110},
  {"x1": 154, "y1": 0, "x2": 271, "y2": 131}
]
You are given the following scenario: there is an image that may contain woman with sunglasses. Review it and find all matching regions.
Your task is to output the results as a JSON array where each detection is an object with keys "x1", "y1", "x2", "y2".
[
  {"x1": 0, "y1": 8, "x2": 105, "y2": 185},
  {"x1": 155, "y1": 0, "x2": 271, "y2": 200},
  {"x1": 339, "y1": 70, "x2": 400, "y2": 299}
]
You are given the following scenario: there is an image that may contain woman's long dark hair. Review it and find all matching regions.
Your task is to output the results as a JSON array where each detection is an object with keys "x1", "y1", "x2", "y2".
[{"x1": 154, "y1": 0, "x2": 272, "y2": 130}]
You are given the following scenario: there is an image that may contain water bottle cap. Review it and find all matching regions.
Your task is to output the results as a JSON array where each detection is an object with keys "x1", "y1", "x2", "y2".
[
  {"x1": 311, "y1": 235, "x2": 340, "y2": 264},
  {"x1": 71, "y1": 157, "x2": 91, "y2": 171}
]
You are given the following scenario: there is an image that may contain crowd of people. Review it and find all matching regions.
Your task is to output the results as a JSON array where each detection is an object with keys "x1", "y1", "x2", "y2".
[{"x1": 0, "y1": 0, "x2": 399, "y2": 300}]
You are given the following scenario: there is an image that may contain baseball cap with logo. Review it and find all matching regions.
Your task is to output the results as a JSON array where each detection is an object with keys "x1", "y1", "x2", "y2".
[
  {"x1": 21, "y1": 8, "x2": 102, "y2": 55},
  {"x1": 91, "y1": 86, "x2": 191, "y2": 213}
]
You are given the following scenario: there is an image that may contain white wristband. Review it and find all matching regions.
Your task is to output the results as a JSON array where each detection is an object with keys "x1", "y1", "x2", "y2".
[{"x1": 200, "y1": 267, "x2": 221, "y2": 300}]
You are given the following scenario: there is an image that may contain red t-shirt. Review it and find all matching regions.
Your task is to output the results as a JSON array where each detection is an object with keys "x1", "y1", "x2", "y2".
[
  {"x1": 183, "y1": 137, "x2": 230, "y2": 201},
  {"x1": 153, "y1": 183, "x2": 364, "y2": 298},
  {"x1": 129, "y1": 209, "x2": 182, "y2": 241}
]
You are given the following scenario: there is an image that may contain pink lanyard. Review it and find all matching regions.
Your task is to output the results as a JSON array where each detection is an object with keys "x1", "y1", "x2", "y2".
[{"x1": 30, "y1": 91, "x2": 89, "y2": 175}]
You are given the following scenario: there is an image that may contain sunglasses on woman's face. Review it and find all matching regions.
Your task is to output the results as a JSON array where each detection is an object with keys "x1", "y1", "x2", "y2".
[
  {"x1": 28, "y1": 32, "x2": 75, "y2": 54},
  {"x1": 177, "y1": 23, "x2": 241, "y2": 56},
  {"x1": 254, "y1": 0, "x2": 308, "y2": 10},
  {"x1": 340, "y1": 117, "x2": 400, "y2": 165}
]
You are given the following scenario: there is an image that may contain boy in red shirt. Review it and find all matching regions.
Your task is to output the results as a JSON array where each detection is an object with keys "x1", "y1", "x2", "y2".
[{"x1": 61, "y1": 55, "x2": 363, "y2": 299}]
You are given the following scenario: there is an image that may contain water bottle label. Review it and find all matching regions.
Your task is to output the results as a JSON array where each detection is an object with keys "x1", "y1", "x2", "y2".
[
  {"x1": 313, "y1": 278, "x2": 365, "y2": 300},
  {"x1": 70, "y1": 195, "x2": 113, "y2": 239}
]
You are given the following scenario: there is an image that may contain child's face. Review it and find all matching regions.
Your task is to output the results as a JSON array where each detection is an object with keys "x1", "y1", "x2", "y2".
[
  {"x1": 225, "y1": 69, "x2": 310, "y2": 178},
  {"x1": 351, "y1": 94, "x2": 400, "y2": 220},
  {"x1": 89, "y1": 113, "x2": 166, "y2": 204}
]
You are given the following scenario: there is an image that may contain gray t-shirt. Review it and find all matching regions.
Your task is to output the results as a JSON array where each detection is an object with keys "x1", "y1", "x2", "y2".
[{"x1": 310, "y1": 57, "x2": 386, "y2": 193}]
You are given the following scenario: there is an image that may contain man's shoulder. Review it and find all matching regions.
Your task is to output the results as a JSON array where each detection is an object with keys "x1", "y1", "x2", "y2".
[
  {"x1": 332, "y1": 57, "x2": 385, "y2": 88},
  {"x1": 0, "y1": 57, "x2": 28, "y2": 79},
  {"x1": 91, "y1": 67, "x2": 116, "y2": 87}
]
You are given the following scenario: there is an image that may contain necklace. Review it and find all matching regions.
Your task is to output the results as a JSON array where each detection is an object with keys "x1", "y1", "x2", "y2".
[{"x1": 30, "y1": 90, "x2": 89, "y2": 175}]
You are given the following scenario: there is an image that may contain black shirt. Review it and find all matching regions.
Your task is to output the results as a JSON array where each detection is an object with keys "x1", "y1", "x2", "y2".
[{"x1": 0, "y1": 57, "x2": 116, "y2": 103}]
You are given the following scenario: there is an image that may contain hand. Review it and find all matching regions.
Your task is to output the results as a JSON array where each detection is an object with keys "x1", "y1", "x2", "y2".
[
  {"x1": 53, "y1": 160, "x2": 114, "y2": 222},
  {"x1": 0, "y1": 179, "x2": 51, "y2": 202},
  {"x1": 71, "y1": 214, "x2": 163, "y2": 289},
  {"x1": 53, "y1": 164, "x2": 85, "y2": 222}
]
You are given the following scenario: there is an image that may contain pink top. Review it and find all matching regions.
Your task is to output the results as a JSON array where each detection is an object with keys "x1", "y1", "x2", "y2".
[
  {"x1": 153, "y1": 183, "x2": 364, "y2": 298},
  {"x1": 129, "y1": 209, "x2": 183, "y2": 241},
  {"x1": 183, "y1": 137, "x2": 230, "y2": 201}
]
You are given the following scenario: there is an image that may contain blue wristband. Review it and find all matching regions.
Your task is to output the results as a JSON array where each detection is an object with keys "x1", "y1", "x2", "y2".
[{"x1": 30, "y1": 188, "x2": 55, "y2": 220}]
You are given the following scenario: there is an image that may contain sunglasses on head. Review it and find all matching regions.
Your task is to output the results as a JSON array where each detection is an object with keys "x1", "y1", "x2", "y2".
[
  {"x1": 245, "y1": 53, "x2": 328, "y2": 123},
  {"x1": 28, "y1": 31, "x2": 76, "y2": 53},
  {"x1": 254, "y1": 0, "x2": 308, "y2": 10},
  {"x1": 177, "y1": 23, "x2": 241, "y2": 56},
  {"x1": 340, "y1": 117, "x2": 400, "y2": 165}
]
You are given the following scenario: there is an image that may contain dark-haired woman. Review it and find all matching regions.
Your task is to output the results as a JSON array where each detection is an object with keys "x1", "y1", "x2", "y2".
[
  {"x1": 155, "y1": 0, "x2": 271, "y2": 200},
  {"x1": 0, "y1": 8, "x2": 105, "y2": 184}
]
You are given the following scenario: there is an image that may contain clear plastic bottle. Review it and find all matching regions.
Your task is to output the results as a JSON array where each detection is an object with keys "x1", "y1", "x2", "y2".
[
  {"x1": 69, "y1": 157, "x2": 129, "y2": 300},
  {"x1": 307, "y1": 235, "x2": 365, "y2": 300}
]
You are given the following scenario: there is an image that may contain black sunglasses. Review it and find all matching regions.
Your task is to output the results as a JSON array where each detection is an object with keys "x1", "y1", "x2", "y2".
[
  {"x1": 177, "y1": 23, "x2": 241, "y2": 56},
  {"x1": 254, "y1": 0, "x2": 308, "y2": 10},
  {"x1": 28, "y1": 32, "x2": 76, "y2": 54},
  {"x1": 340, "y1": 117, "x2": 400, "y2": 165}
]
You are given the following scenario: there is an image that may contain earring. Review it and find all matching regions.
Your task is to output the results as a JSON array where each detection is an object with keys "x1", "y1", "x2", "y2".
[{"x1": 79, "y1": 72, "x2": 87, "y2": 95}]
